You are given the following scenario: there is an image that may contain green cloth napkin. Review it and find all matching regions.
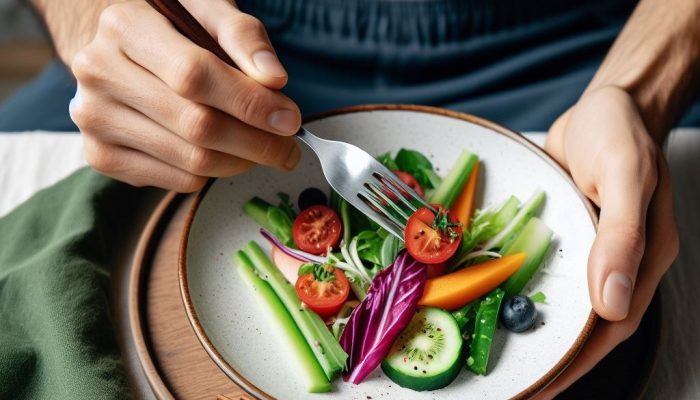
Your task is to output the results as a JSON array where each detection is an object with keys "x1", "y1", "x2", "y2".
[{"x1": 0, "y1": 168, "x2": 153, "y2": 399}]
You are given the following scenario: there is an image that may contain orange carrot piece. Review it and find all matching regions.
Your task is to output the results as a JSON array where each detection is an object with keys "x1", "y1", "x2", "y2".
[
  {"x1": 418, "y1": 252, "x2": 526, "y2": 310},
  {"x1": 452, "y1": 161, "x2": 479, "y2": 229}
]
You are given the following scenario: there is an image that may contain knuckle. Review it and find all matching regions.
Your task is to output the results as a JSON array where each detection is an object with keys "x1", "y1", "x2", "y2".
[
  {"x1": 99, "y1": 3, "x2": 132, "y2": 34},
  {"x1": 170, "y1": 54, "x2": 210, "y2": 98},
  {"x1": 70, "y1": 101, "x2": 102, "y2": 131},
  {"x1": 231, "y1": 84, "x2": 266, "y2": 124},
  {"x1": 177, "y1": 174, "x2": 208, "y2": 193},
  {"x1": 226, "y1": 13, "x2": 266, "y2": 37},
  {"x1": 181, "y1": 105, "x2": 220, "y2": 146},
  {"x1": 620, "y1": 223, "x2": 646, "y2": 259},
  {"x1": 258, "y1": 136, "x2": 292, "y2": 165},
  {"x1": 187, "y1": 146, "x2": 217, "y2": 175},
  {"x1": 84, "y1": 140, "x2": 120, "y2": 174},
  {"x1": 71, "y1": 48, "x2": 105, "y2": 87}
]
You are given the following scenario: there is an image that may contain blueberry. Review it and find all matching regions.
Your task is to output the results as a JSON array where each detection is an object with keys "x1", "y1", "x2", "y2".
[
  {"x1": 298, "y1": 187, "x2": 328, "y2": 210},
  {"x1": 500, "y1": 295, "x2": 537, "y2": 333}
]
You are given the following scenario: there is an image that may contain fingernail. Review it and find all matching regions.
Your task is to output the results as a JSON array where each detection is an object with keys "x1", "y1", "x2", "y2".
[
  {"x1": 284, "y1": 144, "x2": 301, "y2": 170},
  {"x1": 252, "y1": 50, "x2": 286, "y2": 78},
  {"x1": 268, "y1": 109, "x2": 299, "y2": 134},
  {"x1": 603, "y1": 271, "x2": 632, "y2": 318}
]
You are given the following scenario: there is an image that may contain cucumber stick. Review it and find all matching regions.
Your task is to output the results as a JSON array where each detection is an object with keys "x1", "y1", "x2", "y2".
[
  {"x1": 501, "y1": 217, "x2": 553, "y2": 297},
  {"x1": 234, "y1": 251, "x2": 331, "y2": 392},
  {"x1": 243, "y1": 197, "x2": 274, "y2": 231},
  {"x1": 382, "y1": 308, "x2": 464, "y2": 391},
  {"x1": 481, "y1": 189, "x2": 545, "y2": 251},
  {"x1": 241, "y1": 241, "x2": 348, "y2": 380},
  {"x1": 429, "y1": 150, "x2": 478, "y2": 208},
  {"x1": 468, "y1": 288, "x2": 505, "y2": 375}
]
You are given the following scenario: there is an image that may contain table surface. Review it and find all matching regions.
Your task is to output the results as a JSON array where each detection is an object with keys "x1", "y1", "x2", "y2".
[{"x1": 2, "y1": 130, "x2": 699, "y2": 399}]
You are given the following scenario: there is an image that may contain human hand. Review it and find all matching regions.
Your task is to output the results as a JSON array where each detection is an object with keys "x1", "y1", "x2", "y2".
[
  {"x1": 69, "y1": 0, "x2": 301, "y2": 191},
  {"x1": 534, "y1": 86, "x2": 678, "y2": 398}
]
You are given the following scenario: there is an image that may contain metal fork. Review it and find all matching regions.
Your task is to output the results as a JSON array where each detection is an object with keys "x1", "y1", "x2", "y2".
[
  {"x1": 143, "y1": 0, "x2": 431, "y2": 238},
  {"x1": 296, "y1": 128, "x2": 435, "y2": 240}
]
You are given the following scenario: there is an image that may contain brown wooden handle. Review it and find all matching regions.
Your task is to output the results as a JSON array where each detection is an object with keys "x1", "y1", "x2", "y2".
[{"x1": 144, "y1": 0, "x2": 237, "y2": 68}]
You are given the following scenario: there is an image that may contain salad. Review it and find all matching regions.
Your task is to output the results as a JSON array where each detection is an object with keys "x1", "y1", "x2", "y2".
[{"x1": 232, "y1": 148, "x2": 553, "y2": 393}]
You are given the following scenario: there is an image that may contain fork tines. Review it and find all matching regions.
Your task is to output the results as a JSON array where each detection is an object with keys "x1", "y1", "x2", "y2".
[{"x1": 357, "y1": 172, "x2": 437, "y2": 239}]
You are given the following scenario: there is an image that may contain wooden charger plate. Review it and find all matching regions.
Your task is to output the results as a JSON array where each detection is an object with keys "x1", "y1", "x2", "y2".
[{"x1": 128, "y1": 190, "x2": 661, "y2": 399}]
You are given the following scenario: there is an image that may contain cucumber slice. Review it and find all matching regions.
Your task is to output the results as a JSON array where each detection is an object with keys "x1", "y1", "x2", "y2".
[{"x1": 381, "y1": 308, "x2": 463, "y2": 391}]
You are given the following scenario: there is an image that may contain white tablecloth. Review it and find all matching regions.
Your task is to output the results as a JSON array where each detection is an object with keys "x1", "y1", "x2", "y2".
[{"x1": 1, "y1": 130, "x2": 698, "y2": 399}]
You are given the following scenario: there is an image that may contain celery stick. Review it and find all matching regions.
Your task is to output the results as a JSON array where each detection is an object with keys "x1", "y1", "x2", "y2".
[
  {"x1": 242, "y1": 241, "x2": 348, "y2": 380},
  {"x1": 234, "y1": 251, "x2": 331, "y2": 392},
  {"x1": 481, "y1": 189, "x2": 545, "y2": 251},
  {"x1": 429, "y1": 150, "x2": 478, "y2": 208},
  {"x1": 489, "y1": 196, "x2": 521, "y2": 237},
  {"x1": 467, "y1": 289, "x2": 505, "y2": 375},
  {"x1": 243, "y1": 197, "x2": 274, "y2": 231},
  {"x1": 501, "y1": 217, "x2": 553, "y2": 297}
]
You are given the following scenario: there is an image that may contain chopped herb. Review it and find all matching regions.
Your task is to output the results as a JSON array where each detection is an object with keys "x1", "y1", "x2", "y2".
[{"x1": 298, "y1": 262, "x2": 336, "y2": 282}]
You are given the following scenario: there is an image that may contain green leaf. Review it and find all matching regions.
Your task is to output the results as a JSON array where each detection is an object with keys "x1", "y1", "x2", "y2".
[
  {"x1": 394, "y1": 148, "x2": 438, "y2": 189},
  {"x1": 297, "y1": 262, "x2": 336, "y2": 282},
  {"x1": 529, "y1": 291, "x2": 547, "y2": 303},
  {"x1": 298, "y1": 263, "x2": 315, "y2": 276},
  {"x1": 355, "y1": 230, "x2": 384, "y2": 267},
  {"x1": 276, "y1": 192, "x2": 296, "y2": 220},
  {"x1": 376, "y1": 152, "x2": 399, "y2": 170}
]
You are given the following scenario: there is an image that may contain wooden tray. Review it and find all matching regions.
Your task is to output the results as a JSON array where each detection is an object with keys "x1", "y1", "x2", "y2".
[{"x1": 128, "y1": 192, "x2": 661, "y2": 399}]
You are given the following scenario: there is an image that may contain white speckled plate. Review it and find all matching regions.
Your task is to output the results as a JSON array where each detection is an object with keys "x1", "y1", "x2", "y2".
[{"x1": 180, "y1": 105, "x2": 597, "y2": 400}]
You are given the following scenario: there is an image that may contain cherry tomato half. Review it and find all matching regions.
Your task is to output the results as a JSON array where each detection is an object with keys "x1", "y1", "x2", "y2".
[
  {"x1": 292, "y1": 205, "x2": 342, "y2": 255},
  {"x1": 295, "y1": 267, "x2": 350, "y2": 317},
  {"x1": 393, "y1": 170, "x2": 425, "y2": 198},
  {"x1": 405, "y1": 207, "x2": 462, "y2": 264}
]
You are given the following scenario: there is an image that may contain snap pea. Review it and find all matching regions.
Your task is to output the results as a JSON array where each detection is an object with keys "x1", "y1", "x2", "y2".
[
  {"x1": 467, "y1": 288, "x2": 505, "y2": 375},
  {"x1": 451, "y1": 301, "x2": 476, "y2": 332}
]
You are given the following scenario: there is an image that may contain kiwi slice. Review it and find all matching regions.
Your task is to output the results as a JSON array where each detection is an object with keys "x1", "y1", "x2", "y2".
[{"x1": 381, "y1": 307, "x2": 463, "y2": 391}]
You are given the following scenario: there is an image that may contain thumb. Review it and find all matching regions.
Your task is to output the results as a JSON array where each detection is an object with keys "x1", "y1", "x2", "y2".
[
  {"x1": 587, "y1": 153, "x2": 657, "y2": 321},
  {"x1": 180, "y1": 0, "x2": 288, "y2": 89}
]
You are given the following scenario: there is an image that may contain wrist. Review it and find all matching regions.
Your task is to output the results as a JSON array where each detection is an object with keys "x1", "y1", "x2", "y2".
[
  {"x1": 583, "y1": 0, "x2": 700, "y2": 144},
  {"x1": 32, "y1": 0, "x2": 127, "y2": 66}
]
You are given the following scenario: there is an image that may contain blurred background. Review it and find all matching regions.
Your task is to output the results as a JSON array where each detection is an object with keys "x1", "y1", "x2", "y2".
[{"x1": 0, "y1": 0, "x2": 51, "y2": 102}]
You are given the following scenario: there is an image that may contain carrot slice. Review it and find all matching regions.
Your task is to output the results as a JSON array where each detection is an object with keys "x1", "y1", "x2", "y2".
[
  {"x1": 451, "y1": 161, "x2": 479, "y2": 229},
  {"x1": 418, "y1": 252, "x2": 526, "y2": 310}
]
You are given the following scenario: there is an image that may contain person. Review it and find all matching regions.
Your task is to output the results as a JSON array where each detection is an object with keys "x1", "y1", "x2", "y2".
[{"x1": 4, "y1": 0, "x2": 698, "y2": 397}]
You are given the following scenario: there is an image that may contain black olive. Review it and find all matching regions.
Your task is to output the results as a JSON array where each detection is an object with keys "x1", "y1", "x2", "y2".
[
  {"x1": 500, "y1": 295, "x2": 537, "y2": 333},
  {"x1": 298, "y1": 187, "x2": 328, "y2": 210}
]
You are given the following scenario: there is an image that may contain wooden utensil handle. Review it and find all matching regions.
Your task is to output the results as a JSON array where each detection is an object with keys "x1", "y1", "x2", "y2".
[{"x1": 144, "y1": 0, "x2": 237, "y2": 68}]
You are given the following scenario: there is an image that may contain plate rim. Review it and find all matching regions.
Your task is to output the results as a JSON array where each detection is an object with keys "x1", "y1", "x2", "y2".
[{"x1": 178, "y1": 104, "x2": 599, "y2": 400}]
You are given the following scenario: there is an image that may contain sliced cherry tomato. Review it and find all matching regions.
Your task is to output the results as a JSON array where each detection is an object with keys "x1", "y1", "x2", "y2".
[
  {"x1": 405, "y1": 206, "x2": 462, "y2": 264},
  {"x1": 393, "y1": 170, "x2": 425, "y2": 198},
  {"x1": 292, "y1": 205, "x2": 342, "y2": 255},
  {"x1": 295, "y1": 266, "x2": 350, "y2": 317}
]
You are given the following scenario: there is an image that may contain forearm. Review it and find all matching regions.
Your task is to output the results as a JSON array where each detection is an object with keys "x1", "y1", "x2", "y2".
[
  {"x1": 585, "y1": 0, "x2": 700, "y2": 143},
  {"x1": 31, "y1": 0, "x2": 126, "y2": 66}
]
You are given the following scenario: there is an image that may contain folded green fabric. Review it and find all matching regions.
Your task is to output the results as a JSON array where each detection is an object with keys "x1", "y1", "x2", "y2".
[{"x1": 0, "y1": 168, "x2": 153, "y2": 400}]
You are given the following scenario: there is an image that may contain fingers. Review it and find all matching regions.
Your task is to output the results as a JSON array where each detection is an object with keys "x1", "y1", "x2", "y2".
[
  {"x1": 81, "y1": 135, "x2": 209, "y2": 193},
  {"x1": 534, "y1": 155, "x2": 677, "y2": 400},
  {"x1": 97, "y1": 2, "x2": 301, "y2": 135},
  {"x1": 71, "y1": 93, "x2": 254, "y2": 178},
  {"x1": 587, "y1": 147, "x2": 657, "y2": 321},
  {"x1": 73, "y1": 45, "x2": 300, "y2": 171},
  {"x1": 180, "y1": 0, "x2": 288, "y2": 89}
]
